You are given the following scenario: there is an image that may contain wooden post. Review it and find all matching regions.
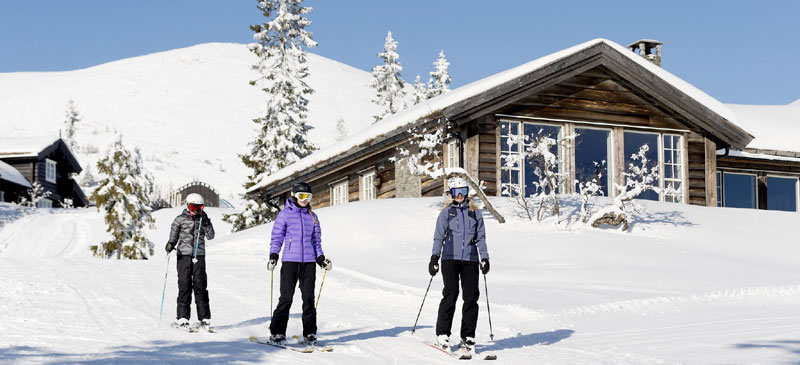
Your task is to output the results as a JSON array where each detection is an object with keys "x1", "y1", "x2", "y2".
[
  {"x1": 612, "y1": 127, "x2": 625, "y2": 198},
  {"x1": 704, "y1": 137, "x2": 717, "y2": 207}
]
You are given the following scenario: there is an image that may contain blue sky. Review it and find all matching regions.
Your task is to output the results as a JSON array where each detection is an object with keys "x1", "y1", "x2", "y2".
[{"x1": 1, "y1": 1, "x2": 797, "y2": 105}]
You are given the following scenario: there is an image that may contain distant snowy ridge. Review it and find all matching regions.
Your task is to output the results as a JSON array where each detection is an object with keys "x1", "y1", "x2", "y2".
[{"x1": 0, "y1": 43, "x2": 382, "y2": 202}]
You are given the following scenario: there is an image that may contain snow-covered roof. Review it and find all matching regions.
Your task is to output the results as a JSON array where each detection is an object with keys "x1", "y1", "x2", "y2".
[
  {"x1": 0, "y1": 135, "x2": 61, "y2": 158},
  {"x1": 248, "y1": 38, "x2": 742, "y2": 195},
  {"x1": 0, "y1": 160, "x2": 31, "y2": 188},
  {"x1": 719, "y1": 149, "x2": 800, "y2": 164},
  {"x1": 724, "y1": 103, "x2": 800, "y2": 152}
]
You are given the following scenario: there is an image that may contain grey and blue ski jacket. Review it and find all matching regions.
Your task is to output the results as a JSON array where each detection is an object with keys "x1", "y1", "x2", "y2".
[
  {"x1": 168, "y1": 209, "x2": 215, "y2": 256},
  {"x1": 432, "y1": 201, "x2": 488, "y2": 262}
]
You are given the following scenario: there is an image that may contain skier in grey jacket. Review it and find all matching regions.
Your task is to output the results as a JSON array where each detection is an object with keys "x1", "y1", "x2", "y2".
[
  {"x1": 165, "y1": 193, "x2": 215, "y2": 330},
  {"x1": 430, "y1": 176, "x2": 490, "y2": 353}
]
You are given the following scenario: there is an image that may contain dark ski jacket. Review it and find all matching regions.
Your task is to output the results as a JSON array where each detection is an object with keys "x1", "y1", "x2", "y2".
[
  {"x1": 167, "y1": 209, "x2": 215, "y2": 256},
  {"x1": 432, "y1": 200, "x2": 488, "y2": 262}
]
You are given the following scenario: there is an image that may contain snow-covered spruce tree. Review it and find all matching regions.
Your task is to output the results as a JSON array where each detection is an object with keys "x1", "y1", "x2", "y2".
[
  {"x1": 590, "y1": 144, "x2": 660, "y2": 230},
  {"x1": 17, "y1": 181, "x2": 52, "y2": 208},
  {"x1": 63, "y1": 99, "x2": 82, "y2": 151},
  {"x1": 523, "y1": 129, "x2": 574, "y2": 222},
  {"x1": 576, "y1": 160, "x2": 606, "y2": 223},
  {"x1": 411, "y1": 75, "x2": 427, "y2": 105},
  {"x1": 90, "y1": 136, "x2": 155, "y2": 259},
  {"x1": 224, "y1": 0, "x2": 317, "y2": 232},
  {"x1": 371, "y1": 31, "x2": 406, "y2": 123},
  {"x1": 427, "y1": 50, "x2": 451, "y2": 98},
  {"x1": 334, "y1": 118, "x2": 348, "y2": 142}
]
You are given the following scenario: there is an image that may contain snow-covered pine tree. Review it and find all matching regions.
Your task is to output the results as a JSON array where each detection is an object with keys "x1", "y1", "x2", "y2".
[
  {"x1": 224, "y1": 0, "x2": 318, "y2": 232},
  {"x1": 371, "y1": 31, "x2": 406, "y2": 122},
  {"x1": 427, "y1": 50, "x2": 451, "y2": 98},
  {"x1": 90, "y1": 136, "x2": 155, "y2": 260},
  {"x1": 17, "y1": 181, "x2": 51, "y2": 208},
  {"x1": 334, "y1": 118, "x2": 348, "y2": 142},
  {"x1": 411, "y1": 75, "x2": 427, "y2": 105},
  {"x1": 63, "y1": 99, "x2": 81, "y2": 151}
]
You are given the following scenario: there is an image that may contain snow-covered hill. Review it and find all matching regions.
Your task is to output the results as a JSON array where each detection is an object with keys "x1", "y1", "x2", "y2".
[
  {"x1": 0, "y1": 43, "x2": 382, "y2": 203},
  {"x1": 1, "y1": 198, "x2": 799, "y2": 363}
]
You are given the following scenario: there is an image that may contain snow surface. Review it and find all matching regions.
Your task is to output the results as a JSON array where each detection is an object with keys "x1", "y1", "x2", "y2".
[
  {"x1": 0, "y1": 43, "x2": 382, "y2": 203},
  {"x1": 249, "y1": 38, "x2": 744, "y2": 194},
  {"x1": 0, "y1": 160, "x2": 31, "y2": 188},
  {"x1": 2, "y1": 197, "x2": 800, "y2": 363},
  {"x1": 725, "y1": 103, "x2": 800, "y2": 152}
]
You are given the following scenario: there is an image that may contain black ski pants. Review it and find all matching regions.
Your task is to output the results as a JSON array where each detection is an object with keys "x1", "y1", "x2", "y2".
[
  {"x1": 270, "y1": 262, "x2": 317, "y2": 336},
  {"x1": 176, "y1": 255, "x2": 210, "y2": 320},
  {"x1": 436, "y1": 259, "x2": 480, "y2": 339}
]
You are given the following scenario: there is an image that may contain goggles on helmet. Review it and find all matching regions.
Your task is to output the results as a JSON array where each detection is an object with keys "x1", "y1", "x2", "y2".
[
  {"x1": 188, "y1": 203, "x2": 204, "y2": 212},
  {"x1": 294, "y1": 192, "x2": 312, "y2": 201},
  {"x1": 450, "y1": 187, "x2": 469, "y2": 198}
]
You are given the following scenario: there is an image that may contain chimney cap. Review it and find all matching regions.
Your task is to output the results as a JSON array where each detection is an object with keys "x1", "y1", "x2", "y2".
[{"x1": 627, "y1": 39, "x2": 663, "y2": 49}]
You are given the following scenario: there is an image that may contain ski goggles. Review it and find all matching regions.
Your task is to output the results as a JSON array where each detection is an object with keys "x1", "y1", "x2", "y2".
[
  {"x1": 450, "y1": 187, "x2": 469, "y2": 197},
  {"x1": 188, "y1": 203, "x2": 204, "y2": 212},
  {"x1": 294, "y1": 192, "x2": 312, "y2": 201}
]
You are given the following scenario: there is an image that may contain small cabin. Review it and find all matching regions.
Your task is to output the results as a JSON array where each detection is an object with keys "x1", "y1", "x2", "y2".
[
  {"x1": 0, "y1": 137, "x2": 88, "y2": 207},
  {"x1": 169, "y1": 181, "x2": 220, "y2": 208}
]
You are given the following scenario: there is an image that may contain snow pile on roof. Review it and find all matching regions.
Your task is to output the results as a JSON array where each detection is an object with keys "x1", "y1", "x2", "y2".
[
  {"x1": 0, "y1": 135, "x2": 58, "y2": 158},
  {"x1": 249, "y1": 38, "x2": 739, "y2": 194},
  {"x1": 724, "y1": 103, "x2": 800, "y2": 152},
  {"x1": 0, "y1": 160, "x2": 31, "y2": 188}
]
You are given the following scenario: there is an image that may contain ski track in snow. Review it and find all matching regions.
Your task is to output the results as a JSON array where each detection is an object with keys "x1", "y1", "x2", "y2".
[{"x1": 2, "y1": 200, "x2": 800, "y2": 363}]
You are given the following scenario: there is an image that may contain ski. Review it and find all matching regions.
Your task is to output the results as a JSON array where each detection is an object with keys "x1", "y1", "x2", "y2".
[
  {"x1": 423, "y1": 341, "x2": 496, "y2": 360},
  {"x1": 249, "y1": 336, "x2": 314, "y2": 353},
  {"x1": 170, "y1": 322, "x2": 198, "y2": 333},
  {"x1": 198, "y1": 324, "x2": 217, "y2": 333},
  {"x1": 290, "y1": 335, "x2": 333, "y2": 352}
]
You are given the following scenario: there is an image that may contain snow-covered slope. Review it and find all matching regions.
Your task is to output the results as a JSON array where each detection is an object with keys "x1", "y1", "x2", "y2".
[
  {"x1": 1, "y1": 198, "x2": 799, "y2": 363},
  {"x1": 0, "y1": 43, "x2": 381, "y2": 202}
]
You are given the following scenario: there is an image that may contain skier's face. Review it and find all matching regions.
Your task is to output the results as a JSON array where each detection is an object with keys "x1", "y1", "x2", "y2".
[{"x1": 454, "y1": 194, "x2": 465, "y2": 203}]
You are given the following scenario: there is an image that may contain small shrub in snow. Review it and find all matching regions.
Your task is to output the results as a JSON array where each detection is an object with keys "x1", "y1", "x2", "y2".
[
  {"x1": 576, "y1": 160, "x2": 606, "y2": 223},
  {"x1": 17, "y1": 182, "x2": 52, "y2": 208}
]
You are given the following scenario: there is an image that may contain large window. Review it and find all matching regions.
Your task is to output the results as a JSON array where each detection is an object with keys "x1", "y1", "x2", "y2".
[
  {"x1": 721, "y1": 172, "x2": 757, "y2": 209},
  {"x1": 331, "y1": 180, "x2": 348, "y2": 206},
  {"x1": 45, "y1": 159, "x2": 56, "y2": 183},
  {"x1": 623, "y1": 132, "x2": 660, "y2": 201},
  {"x1": 500, "y1": 120, "x2": 562, "y2": 197},
  {"x1": 360, "y1": 171, "x2": 376, "y2": 201},
  {"x1": 575, "y1": 127, "x2": 611, "y2": 197},
  {"x1": 36, "y1": 198, "x2": 52, "y2": 208},
  {"x1": 767, "y1": 176, "x2": 798, "y2": 212}
]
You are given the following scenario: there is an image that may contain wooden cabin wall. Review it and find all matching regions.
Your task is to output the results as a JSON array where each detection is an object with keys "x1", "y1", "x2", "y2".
[
  {"x1": 686, "y1": 132, "x2": 709, "y2": 206},
  {"x1": 305, "y1": 148, "x2": 397, "y2": 209}
]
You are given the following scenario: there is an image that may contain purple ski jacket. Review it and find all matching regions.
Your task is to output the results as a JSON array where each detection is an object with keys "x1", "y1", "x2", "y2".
[{"x1": 270, "y1": 199, "x2": 324, "y2": 263}]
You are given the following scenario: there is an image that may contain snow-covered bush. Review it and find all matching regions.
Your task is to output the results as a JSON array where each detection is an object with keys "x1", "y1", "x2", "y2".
[
  {"x1": 90, "y1": 136, "x2": 155, "y2": 259},
  {"x1": 576, "y1": 160, "x2": 606, "y2": 223},
  {"x1": 17, "y1": 182, "x2": 51, "y2": 208}
]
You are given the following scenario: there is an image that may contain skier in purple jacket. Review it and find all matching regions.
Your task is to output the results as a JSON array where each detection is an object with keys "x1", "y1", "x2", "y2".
[{"x1": 267, "y1": 182, "x2": 332, "y2": 346}]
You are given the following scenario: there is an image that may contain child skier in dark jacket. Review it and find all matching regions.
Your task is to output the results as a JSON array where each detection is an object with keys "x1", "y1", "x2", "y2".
[{"x1": 165, "y1": 193, "x2": 215, "y2": 331}]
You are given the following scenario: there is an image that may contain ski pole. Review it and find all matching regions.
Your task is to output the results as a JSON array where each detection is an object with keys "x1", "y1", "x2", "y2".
[
  {"x1": 159, "y1": 251, "x2": 172, "y2": 326},
  {"x1": 315, "y1": 267, "x2": 327, "y2": 309},
  {"x1": 411, "y1": 275, "x2": 435, "y2": 335},
  {"x1": 192, "y1": 216, "x2": 203, "y2": 263},
  {"x1": 483, "y1": 273, "x2": 494, "y2": 341},
  {"x1": 270, "y1": 268, "x2": 274, "y2": 316}
]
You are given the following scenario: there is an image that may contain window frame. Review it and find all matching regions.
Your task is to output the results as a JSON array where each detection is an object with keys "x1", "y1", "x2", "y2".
[
  {"x1": 719, "y1": 170, "x2": 758, "y2": 209},
  {"x1": 446, "y1": 139, "x2": 460, "y2": 169},
  {"x1": 574, "y1": 126, "x2": 613, "y2": 198},
  {"x1": 45, "y1": 158, "x2": 57, "y2": 183},
  {"x1": 330, "y1": 180, "x2": 349, "y2": 206},
  {"x1": 766, "y1": 174, "x2": 799, "y2": 212},
  {"x1": 360, "y1": 170, "x2": 377, "y2": 201},
  {"x1": 36, "y1": 198, "x2": 52, "y2": 208}
]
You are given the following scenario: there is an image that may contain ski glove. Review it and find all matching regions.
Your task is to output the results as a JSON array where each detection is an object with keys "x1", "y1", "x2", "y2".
[
  {"x1": 429, "y1": 255, "x2": 440, "y2": 276},
  {"x1": 317, "y1": 255, "x2": 332, "y2": 271},
  {"x1": 165, "y1": 242, "x2": 175, "y2": 254},
  {"x1": 200, "y1": 212, "x2": 210, "y2": 226},
  {"x1": 267, "y1": 253, "x2": 278, "y2": 271},
  {"x1": 480, "y1": 259, "x2": 490, "y2": 275}
]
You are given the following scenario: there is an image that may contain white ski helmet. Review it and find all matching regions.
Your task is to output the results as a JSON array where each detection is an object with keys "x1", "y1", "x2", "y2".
[
  {"x1": 186, "y1": 193, "x2": 204, "y2": 205},
  {"x1": 448, "y1": 176, "x2": 468, "y2": 189}
]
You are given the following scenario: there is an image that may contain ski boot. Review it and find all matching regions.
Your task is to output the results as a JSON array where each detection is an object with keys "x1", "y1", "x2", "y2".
[
  {"x1": 302, "y1": 334, "x2": 318, "y2": 346},
  {"x1": 268, "y1": 334, "x2": 287, "y2": 345},
  {"x1": 435, "y1": 334, "x2": 451, "y2": 350},
  {"x1": 460, "y1": 337, "x2": 476, "y2": 353}
]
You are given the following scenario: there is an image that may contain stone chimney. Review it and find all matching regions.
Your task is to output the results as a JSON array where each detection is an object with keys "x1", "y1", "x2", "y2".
[{"x1": 627, "y1": 39, "x2": 662, "y2": 66}]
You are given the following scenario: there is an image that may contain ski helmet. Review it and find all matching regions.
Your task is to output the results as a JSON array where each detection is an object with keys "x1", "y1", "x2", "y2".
[
  {"x1": 186, "y1": 193, "x2": 204, "y2": 205},
  {"x1": 291, "y1": 182, "x2": 312, "y2": 194},
  {"x1": 448, "y1": 176, "x2": 469, "y2": 198}
]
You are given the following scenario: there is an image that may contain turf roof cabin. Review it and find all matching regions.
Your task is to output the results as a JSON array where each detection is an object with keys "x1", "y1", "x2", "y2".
[
  {"x1": 0, "y1": 136, "x2": 88, "y2": 207},
  {"x1": 248, "y1": 39, "x2": 800, "y2": 213}
]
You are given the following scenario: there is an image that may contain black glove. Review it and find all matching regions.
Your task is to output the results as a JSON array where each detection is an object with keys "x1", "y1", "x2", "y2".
[
  {"x1": 316, "y1": 255, "x2": 332, "y2": 270},
  {"x1": 480, "y1": 259, "x2": 490, "y2": 275},
  {"x1": 428, "y1": 255, "x2": 440, "y2": 276},
  {"x1": 165, "y1": 242, "x2": 175, "y2": 254},
  {"x1": 267, "y1": 253, "x2": 278, "y2": 271},
  {"x1": 200, "y1": 212, "x2": 210, "y2": 225}
]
